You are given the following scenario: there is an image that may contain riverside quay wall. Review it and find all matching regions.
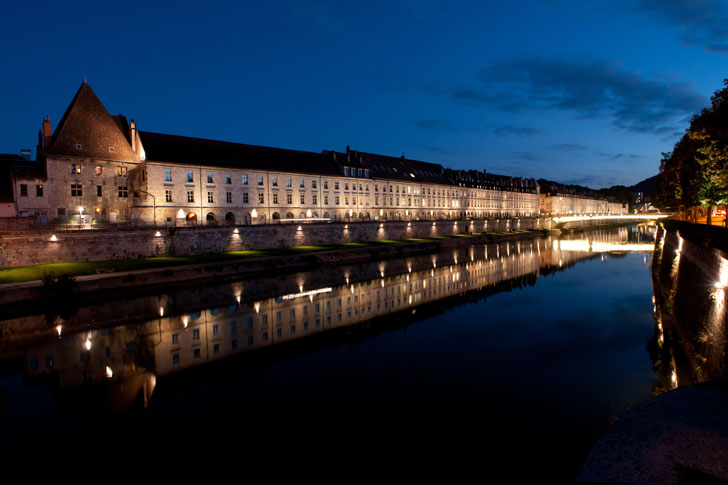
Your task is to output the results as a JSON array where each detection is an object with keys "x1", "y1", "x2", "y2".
[{"x1": 1, "y1": 217, "x2": 548, "y2": 268}]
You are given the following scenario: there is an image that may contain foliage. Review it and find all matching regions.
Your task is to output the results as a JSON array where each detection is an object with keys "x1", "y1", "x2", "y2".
[{"x1": 653, "y1": 79, "x2": 728, "y2": 217}]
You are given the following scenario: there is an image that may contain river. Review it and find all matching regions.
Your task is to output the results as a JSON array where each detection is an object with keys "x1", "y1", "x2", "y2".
[{"x1": 0, "y1": 224, "x2": 659, "y2": 477}]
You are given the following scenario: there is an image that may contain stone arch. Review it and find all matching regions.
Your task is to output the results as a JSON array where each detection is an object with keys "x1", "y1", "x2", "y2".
[
  {"x1": 299, "y1": 212, "x2": 306, "y2": 219},
  {"x1": 323, "y1": 212, "x2": 330, "y2": 220},
  {"x1": 259, "y1": 214, "x2": 266, "y2": 223},
  {"x1": 312, "y1": 212, "x2": 318, "y2": 218},
  {"x1": 272, "y1": 212, "x2": 281, "y2": 220},
  {"x1": 286, "y1": 212, "x2": 294, "y2": 219},
  {"x1": 225, "y1": 212, "x2": 235, "y2": 224},
  {"x1": 206, "y1": 212, "x2": 216, "y2": 221},
  {"x1": 243, "y1": 212, "x2": 251, "y2": 225}
]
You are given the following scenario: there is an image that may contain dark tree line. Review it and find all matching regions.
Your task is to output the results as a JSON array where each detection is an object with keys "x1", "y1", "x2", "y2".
[{"x1": 653, "y1": 79, "x2": 728, "y2": 225}]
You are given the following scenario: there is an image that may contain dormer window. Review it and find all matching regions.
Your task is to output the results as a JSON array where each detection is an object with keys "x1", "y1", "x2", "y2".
[
  {"x1": 75, "y1": 144, "x2": 82, "y2": 150},
  {"x1": 109, "y1": 147, "x2": 115, "y2": 153}
]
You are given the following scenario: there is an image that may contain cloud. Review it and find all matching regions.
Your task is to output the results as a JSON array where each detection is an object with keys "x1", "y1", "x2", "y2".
[
  {"x1": 512, "y1": 151, "x2": 542, "y2": 161},
  {"x1": 448, "y1": 57, "x2": 705, "y2": 134},
  {"x1": 628, "y1": 0, "x2": 728, "y2": 54},
  {"x1": 592, "y1": 149, "x2": 646, "y2": 160},
  {"x1": 553, "y1": 143, "x2": 588, "y2": 151},
  {"x1": 415, "y1": 118, "x2": 470, "y2": 133},
  {"x1": 494, "y1": 125, "x2": 542, "y2": 136},
  {"x1": 424, "y1": 146, "x2": 453, "y2": 154}
]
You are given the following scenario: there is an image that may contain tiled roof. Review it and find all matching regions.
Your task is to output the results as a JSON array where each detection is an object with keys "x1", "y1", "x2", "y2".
[
  {"x1": 139, "y1": 131, "x2": 341, "y2": 176},
  {"x1": 324, "y1": 149, "x2": 452, "y2": 185},
  {"x1": 46, "y1": 81, "x2": 137, "y2": 161}
]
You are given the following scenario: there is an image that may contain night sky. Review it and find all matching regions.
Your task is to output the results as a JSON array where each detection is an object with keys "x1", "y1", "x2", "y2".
[{"x1": 2, "y1": 0, "x2": 726, "y2": 188}]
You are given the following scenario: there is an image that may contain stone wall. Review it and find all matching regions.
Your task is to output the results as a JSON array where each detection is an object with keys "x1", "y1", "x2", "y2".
[{"x1": 0, "y1": 217, "x2": 548, "y2": 268}]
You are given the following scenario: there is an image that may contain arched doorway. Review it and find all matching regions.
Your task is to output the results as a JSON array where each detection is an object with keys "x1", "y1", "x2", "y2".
[
  {"x1": 186, "y1": 212, "x2": 197, "y2": 224},
  {"x1": 272, "y1": 212, "x2": 281, "y2": 222},
  {"x1": 323, "y1": 212, "x2": 330, "y2": 221},
  {"x1": 225, "y1": 212, "x2": 235, "y2": 224},
  {"x1": 286, "y1": 212, "x2": 294, "y2": 220},
  {"x1": 206, "y1": 212, "x2": 216, "y2": 224}
]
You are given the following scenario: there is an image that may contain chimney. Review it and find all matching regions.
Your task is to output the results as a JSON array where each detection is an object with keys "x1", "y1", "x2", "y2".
[
  {"x1": 42, "y1": 115, "x2": 51, "y2": 150},
  {"x1": 346, "y1": 145, "x2": 350, "y2": 163},
  {"x1": 130, "y1": 119, "x2": 137, "y2": 153},
  {"x1": 401, "y1": 152, "x2": 405, "y2": 161}
]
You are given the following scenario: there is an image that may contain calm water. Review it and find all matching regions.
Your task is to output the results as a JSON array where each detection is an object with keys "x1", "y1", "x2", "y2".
[{"x1": 0, "y1": 225, "x2": 658, "y2": 477}]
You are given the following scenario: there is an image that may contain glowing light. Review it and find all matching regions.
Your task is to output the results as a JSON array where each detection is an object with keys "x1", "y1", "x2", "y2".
[
  {"x1": 236, "y1": 295, "x2": 241, "y2": 303},
  {"x1": 407, "y1": 222, "x2": 411, "y2": 228},
  {"x1": 379, "y1": 223, "x2": 384, "y2": 229},
  {"x1": 49, "y1": 234, "x2": 58, "y2": 242},
  {"x1": 159, "y1": 307, "x2": 164, "y2": 317},
  {"x1": 233, "y1": 228, "x2": 239, "y2": 234},
  {"x1": 182, "y1": 316, "x2": 189, "y2": 328},
  {"x1": 177, "y1": 209, "x2": 185, "y2": 218},
  {"x1": 106, "y1": 366, "x2": 113, "y2": 379},
  {"x1": 154, "y1": 231, "x2": 162, "y2": 237},
  {"x1": 254, "y1": 302, "x2": 261, "y2": 313},
  {"x1": 381, "y1": 271, "x2": 384, "y2": 278},
  {"x1": 344, "y1": 225, "x2": 348, "y2": 230},
  {"x1": 280, "y1": 287, "x2": 333, "y2": 300},
  {"x1": 55, "y1": 325, "x2": 62, "y2": 336},
  {"x1": 432, "y1": 222, "x2": 436, "y2": 227},
  {"x1": 85, "y1": 338, "x2": 92, "y2": 350},
  {"x1": 297, "y1": 226, "x2": 302, "y2": 231},
  {"x1": 251, "y1": 209, "x2": 258, "y2": 218},
  {"x1": 306, "y1": 209, "x2": 312, "y2": 218}
]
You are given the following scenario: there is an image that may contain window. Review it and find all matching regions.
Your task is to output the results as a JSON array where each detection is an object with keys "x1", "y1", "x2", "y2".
[
  {"x1": 324, "y1": 180, "x2": 328, "y2": 189},
  {"x1": 164, "y1": 170, "x2": 172, "y2": 182},
  {"x1": 70, "y1": 164, "x2": 81, "y2": 174},
  {"x1": 300, "y1": 194, "x2": 305, "y2": 204},
  {"x1": 36, "y1": 185, "x2": 43, "y2": 197},
  {"x1": 172, "y1": 333, "x2": 179, "y2": 345},
  {"x1": 231, "y1": 320, "x2": 237, "y2": 332},
  {"x1": 312, "y1": 180, "x2": 317, "y2": 189},
  {"x1": 19, "y1": 184, "x2": 27, "y2": 197},
  {"x1": 193, "y1": 329, "x2": 200, "y2": 340},
  {"x1": 226, "y1": 191, "x2": 232, "y2": 203},
  {"x1": 193, "y1": 348, "x2": 201, "y2": 359},
  {"x1": 117, "y1": 167, "x2": 127, "y2": 176},
  {"x1": 272, "y1": 177, "x2": 278, "y2": 186},
  {"x1": 300, "y1": 178, "x2": 305, "y2": 188},
  {"x1": 187, "y1": 171, "x2": 194, "y2": 182},
  {"x1": 258, "y1": 192, "x2": 264, "y2": 204},
  {"x1": 335, "y1": 181, "x2": 339, "y2": 190},
  {"x1": 324, "y1": 195, "x2": 328, "y2": 205},
  {"x1": 345, "y1": 183, "x2": 349, "y2": 190},
  {"x1": 312, "y1": 194, "x2": 317, "y2": 204},
  {"x1": 286, "y1": 177, "x2": 291, "y2": 187},
  {"x1": 335, "y1": 195, "x2": 340, "y2": 205},
  {"x1": 109, "y1": 147, "x2": 115, "y2": 153},
  {"x1": 187, "y1": 190, "x2": 194, "y2": 203},
  {"x1": 243, "y1": 192, "x2": 249, "y2": 204},
  {"x1": 118, "y1": 186, "x2": 128, "y2": 198},
  {"x1": 173, "y1": 353, "x2": 180, "y2": 365},
  {"x1": 213, "y1": 324, "x2": 219, "y2": 336},
  {"x1": 213, "y1": 343, "x2": 220, "y2": 354},
  {"x1": 207, "y1": 191, "x2": 214, "y2": 203},
  {"x1": 242, "y1": 175, "x2": 248, "y2": 185},
  {"x1": 225, "y1": 174, "x2": 231, "y2": 184},
  {"x1": 71, "y1": 184, "x2": 82, "y2": 197},
  {"x1": 257, "y1": 176, "x2": 263, "y2": 186},
  {"x1": 272, "y1": 193, "x2": 278, "y2": 204},
  {"x1": 165, "y1": 190, "x2": 173, "y2": 202},
  {"x1": 97, "y1": 185, "x2": 102, "y2": 197},
  {"x1": 206, "y1": 172, "x2": 213, "y2": 183},
  {"x1": 95, "y1": 166, "x2": 102, "y2": 175},
  {"x1": 287, "y1": 193, "x2": 292, "y2": 204}
]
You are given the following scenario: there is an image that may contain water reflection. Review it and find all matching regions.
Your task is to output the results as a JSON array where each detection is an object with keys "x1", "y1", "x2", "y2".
[{"x1": 2, "y1": 224, "x2": 657, "y2": 412}]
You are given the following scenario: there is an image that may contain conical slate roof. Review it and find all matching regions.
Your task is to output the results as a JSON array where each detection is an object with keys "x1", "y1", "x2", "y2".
[{"x1": 46, "y1": 81, "x2": 137, "y2": 162}]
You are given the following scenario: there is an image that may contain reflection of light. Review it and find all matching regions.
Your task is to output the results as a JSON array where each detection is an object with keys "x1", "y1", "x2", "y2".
[
  {"x1": 106, "y1": 366, "x2": 113, "y2": 379},
  {"x1": 85, "y1": 338, "x2": 92, "y2": 350},
  {"x1": 159, "y1": 307, "x2": 164, "y2": 317},
  {"x1": 182, "y1": 316, "x2": 189, "y2": 328},
  {"x1": 236, "y1": 295, "x2": 241, "y2": 303},
  {"x1": 280, "y1": 287, "x2": 333, "y2": 300},
  {"x1": 254, "y1": 302, "x2": 261, "y2": 313},
  {"x1": 56, "y1": 325, "x2": 62, "y2": 336},
  {"x1": 344, "y1": 225, "x2": 348, "y2": 230},
  {"x1": 50, "y1": 234, "x2": 58, "y2": 242},
  {"x1": 380, "y1": 271, "x2": 384, "y2": 278},
  {"x1": 233, "y1": 228, "x2": 239, "y2": 234},
  {"x1": 154, "y1": 231, "x2": 162, "y2": 237},
  {"x1": 297, "y1": 226, "x2": 302, "y2": 231},
  {"x1": 251, "y1": 209, "x2": 258, "y2": 218}
]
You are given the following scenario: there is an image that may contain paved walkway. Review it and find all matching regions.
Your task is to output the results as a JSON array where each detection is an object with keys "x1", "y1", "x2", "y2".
[{"x1": 579, "y1": 380, "x2": 728, "y2": 484}]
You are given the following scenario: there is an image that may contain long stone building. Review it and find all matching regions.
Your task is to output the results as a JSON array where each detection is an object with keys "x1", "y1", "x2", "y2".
[{"x1": 12, "y1": 81, "x2": 622, "y2": 226}]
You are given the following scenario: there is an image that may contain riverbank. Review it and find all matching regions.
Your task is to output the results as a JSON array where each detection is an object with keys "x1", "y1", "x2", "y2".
[{"x1": 0, "y1": 230, "x2": 546, "y2": 306}]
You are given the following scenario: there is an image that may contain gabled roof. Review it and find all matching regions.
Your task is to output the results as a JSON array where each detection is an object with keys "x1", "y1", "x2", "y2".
[
  {"x1": 138, "y1": 131, "x2": 341, "y2": 176},
  {"x1": 46, "y1": 81, "x2": 137, "y2": 161}
]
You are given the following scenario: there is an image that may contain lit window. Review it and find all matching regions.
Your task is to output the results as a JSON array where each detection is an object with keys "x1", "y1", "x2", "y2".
[
  {"x1": 258, "y1": 176, "x2": 263, "y2": 186},
  {"x1": 242, "y1": 175, "x2": 248, "y2": 185},
  {"x1": 187, "y1": 171, "x2": 194, "y2": 182},
  {"x1": 95, "y1": 166, "x2": 102, "y2": 175},
  {"x1": 70, "y1": 164, "x2": 81, "y2": 174},
  {"x1": 164, "y1": 170, "x2": 172, "y2": 182},
  {"x1": 117, "y1": 167, "x2": 127, "y2": 176},
  {"x1": 225, "y1": 174, "x2": 231, "y2": 184},
  {"x1": 286, "y1": 177, "x2": 291, "y2": 187}
]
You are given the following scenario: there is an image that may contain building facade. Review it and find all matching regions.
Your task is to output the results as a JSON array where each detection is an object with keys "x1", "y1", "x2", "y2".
[{"x1": 27, "y1": 81, "x2": 621, "y2": 226}]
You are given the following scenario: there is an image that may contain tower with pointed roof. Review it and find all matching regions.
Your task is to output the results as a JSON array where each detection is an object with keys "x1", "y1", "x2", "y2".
[{"x1": 42, "y1": 80, "x2": 143, "y2": 224}]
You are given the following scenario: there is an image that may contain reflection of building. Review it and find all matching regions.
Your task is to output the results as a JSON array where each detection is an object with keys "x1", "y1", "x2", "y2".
[
  {"x1": 15, "y1": 227, "x2": 650, "y2": 393},
  {"x1": 9, "y1": 80, "x2": 617, "y2": 228}
]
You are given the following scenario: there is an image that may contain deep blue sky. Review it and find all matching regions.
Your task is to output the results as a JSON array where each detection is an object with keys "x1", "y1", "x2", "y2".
[{"x1": 1, "y1": 0, "x2": 726, "y2": 188}]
